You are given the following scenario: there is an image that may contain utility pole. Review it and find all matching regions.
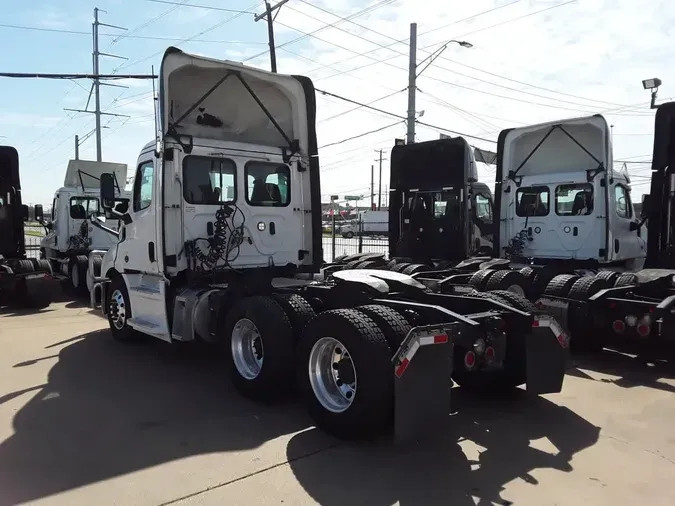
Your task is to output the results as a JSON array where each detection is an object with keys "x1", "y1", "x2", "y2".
[
  {"x1": 405, "y1": 23, "x2": 473, "y2": 144},
  {"x1": 375, "y1": 149, "x2": 387, "y2": 210},
  {"x1": 406, "y1": 22, "x2": 417, "y2": 144},
  {"x1": 370, "y1": 164, "x2": 375, "y2": 211},
  {"x1": 254, "y1": 0, "x2": 290, "y2": 73}
]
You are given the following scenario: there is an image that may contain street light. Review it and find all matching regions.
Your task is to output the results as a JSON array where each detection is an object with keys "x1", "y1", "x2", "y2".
[
  {"x1": 642, "y1": 77, "x2": 662, "y2": 109},
  {"x1": 416, "y1": 39, "x2": 473, "y2": 78}
]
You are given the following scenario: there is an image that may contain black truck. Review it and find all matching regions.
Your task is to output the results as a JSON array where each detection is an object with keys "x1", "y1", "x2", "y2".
[{"x1": 0, "y1": 146, "x2": 53, "y2": 308}]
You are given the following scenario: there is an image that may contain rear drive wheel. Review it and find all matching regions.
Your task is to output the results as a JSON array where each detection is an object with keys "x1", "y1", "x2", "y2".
[
  {"x1": 468, "y1": 269, "x2": 498, "y2": 291},
  {"x1": 272, "y1": 293, "x2": 316, "y2": 340},
  {"x1": 355, "y1": 304, "x2": 411, "y2": 353},
  {"x1": 614, "y1": 272, "x2": 639, "y2": 287},
  {"x1": 487, "y1": 290, "x2": 537, "y2": 313},
  {"x1": 224, "y1": 296, "x2": 294, "y2": 401},
  {"x1": 391, "y1": 262, "x2": 412, "y2": 273},
  {"x1": 543, "y1": 274, "x2": 580, "y2": 297},
  {"x1": 568, "y1": 277, "x2": 607, "y2": 353},
  {"x1": 595, "y1": 270, "x2": 620, "y2": 287},
  {"x1": 484, "y1": 269, "x2": 528, "y2": 296},
  {"x1": 298, "y1": 309, "x2": 393, "y2": 440},
  {"x1": 107, "y1": 275, "x2": 139, "y2": 342},
  {"x1": 402, "y1": 263, "x2": 431, "y2": 276}
]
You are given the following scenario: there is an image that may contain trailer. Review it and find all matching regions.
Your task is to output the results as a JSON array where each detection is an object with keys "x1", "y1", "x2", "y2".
[
  {"x1": 89, "y1": 47, "x2": 568, "y2": 442},
  {"x1": 0, "y1": 146, "x2": 53, "y2": 308},
  {"x1": 39, "y1": 159, "x2": 130, "y2": 295}
]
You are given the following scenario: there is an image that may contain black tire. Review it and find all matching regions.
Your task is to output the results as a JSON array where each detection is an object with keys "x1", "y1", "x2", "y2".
[
  {"x1": 297, "y1": 309, "x2": 393, "y2": 440},
  {"x1": 391, "y1": 262, "x2": 412, "y2": 273},
  {"x1": 567, "y1": 277, "x2": 608, "y2": 353},
  {"x1": 614, "y1": 272, "x2": 638, "y2": 287},
  {"x1": 595, "y1": 270, "x2": 620, "y2": 287},
  {"x1": 15, "y1": 259, "x2": 35, "y2": 274},
  {"x1": 345, "y1": 231, "x2": 355, "y2": 239},
  {"x1": 273, "y1": 293, "x2": 316, "y2": 340},
  {"x1": 90, "y1": 255, "x2": 103, "y2": 277},
  {"x1": 568, "y1": 276, "x2": 606, "y2": 301},
  {"x1": 223, "y1": 296, "x2": 295, "y2": 401},
  {"x1": 334, "y1": 255, "x2": 350, "y2": 263},
  {"x1": 107, "y1": 275, "x2": 139, "y2": 343},
  {"x1": 543, "y1": 274, "x2": 580, "y2": 297},
  {"x1": 520, "y1": 266, "x2": 536, "y2": 282},
  {"x1": 484, "y1": 269, "x2": 528, "y2": 295},
  {"x1": 468, "y1": 269, "x2": 497, "y2": 291},
  {"x1": 355, "y1": 304, "x2": 411, "y2": 353},
  {"x1": 69, "y1": 257, "x2": 88, "y2": 293},
  {"x1": 33, "y1": 259, "x2": 53, "y2": 275},
  {"x1": 343, "y1": 260, "x2": 362, "y2": 270},
  {"x1": 487, "y1": 290, "x2": 537, "y2": 313},
  {"x1": 531, "y1": 267, "x2": 558, "y2": 298},
  {"x1": 356, "y1": 260, "x2": 380, "y2": 269},
  {"x1": 385, "y1": 259, "x2": 398, "y2": 270},
  {"x1": 402, "y1": 263, "x2": 430, "y2": 275}
]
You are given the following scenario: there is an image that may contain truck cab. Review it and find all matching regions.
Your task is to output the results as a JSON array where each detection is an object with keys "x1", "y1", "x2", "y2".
[
  {"x1": 40, "y1": 159, "x2": 129, "y2": 291},
  {"x1": 96, "y1": 46, "x2": 321, "y2": 338},
  {"x1": 388, "y1": 136, "x2": 495, "y2": 266},
  {"x1": 495, "y1": 114, "x2": 645, "y2": 270}
]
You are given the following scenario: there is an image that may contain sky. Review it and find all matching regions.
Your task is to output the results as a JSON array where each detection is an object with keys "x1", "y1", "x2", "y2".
[{"x1": 0, "y1": 0, "x2": 672, "y2": 206}]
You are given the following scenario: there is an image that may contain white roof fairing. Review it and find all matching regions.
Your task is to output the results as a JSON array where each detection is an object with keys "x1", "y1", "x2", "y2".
[
  {"x1": 63, "y1": 159, "x2": 128, "y2": 189},
  {"x1": 159, "y1": 48, "x2": 311, "y2": 156},
  {"x1": 500, "y1": 114, "x2": 612, "y2": 181}
]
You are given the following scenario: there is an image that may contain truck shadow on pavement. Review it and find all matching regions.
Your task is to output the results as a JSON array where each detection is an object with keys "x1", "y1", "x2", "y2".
[
  {"x1": 0, "y1": 329, "x2": 312, "y2": 506},
  {"x1": 0, "y1": 329, "x2": 601, "y2": 506},
  {"x1": 569, "y1": 344, "x2": 675, "y2": 393},
  {"x1": 287, "y1": 389, "x2": 601, "y2": 506}
]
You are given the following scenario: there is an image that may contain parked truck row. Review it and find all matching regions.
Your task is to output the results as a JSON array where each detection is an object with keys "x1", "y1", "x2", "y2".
[{"x1": 75, "y1": 47, "x2": 571, "y2": 442}]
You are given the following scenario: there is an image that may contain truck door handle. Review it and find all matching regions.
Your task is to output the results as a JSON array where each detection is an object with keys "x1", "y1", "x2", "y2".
[
  {"x1": 269, "y1": 222, "x2": 276, "y2": 235},
  {"x1": 573, "y1": 227, "x2": 578, "y2": 236},
  {"x1": 148, "y1": 242, "x2": 155, "y2": 262}
]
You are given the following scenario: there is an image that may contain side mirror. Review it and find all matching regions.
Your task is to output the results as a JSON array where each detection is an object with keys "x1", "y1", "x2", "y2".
[
  {"x1": 21, "y1": 204, "x2": 29, "y2": 221},
  {"x1": 100, "y1": 173, "x2": 116, "y2": 209},
  {"x1": 34, "y1": 204, "x2": 44, "y2": 222},
  {"x1": 641, "y1": 194, "x2": 652, "y2": 217}
]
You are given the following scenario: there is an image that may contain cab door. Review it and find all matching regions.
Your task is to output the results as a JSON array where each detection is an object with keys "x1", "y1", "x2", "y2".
[
  {"x1": 611, "y1": 183, "x2": 646, "y2": 266},
  {"x1": 117, "y1": 158, "x2": 160, "y2": 276}
]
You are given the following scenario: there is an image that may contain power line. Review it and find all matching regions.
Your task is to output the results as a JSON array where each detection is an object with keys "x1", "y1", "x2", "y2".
[
  {"x1": 315, "y1": 88, "x2": 497, "y2": 143},
  {"x1": 319, "y1": 121, "x2": 404, "y2": 149},
  {"x1": 0, "y1": 72, "x2": 156, "y2": 79},
  {"x1": 146, "y1": 0, "x2": 253, "y2": 14},
  {"x1": 0, "y1": 22, "x2": 265, "y2": 44}
]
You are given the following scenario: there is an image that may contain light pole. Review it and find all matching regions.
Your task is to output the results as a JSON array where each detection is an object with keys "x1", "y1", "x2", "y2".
[
  {"x1": 642, "y1": 77, "x2": 662, "y2": 109},
  {"x1": 406, "y1": 25, "x2": 472, "y2": 144}
]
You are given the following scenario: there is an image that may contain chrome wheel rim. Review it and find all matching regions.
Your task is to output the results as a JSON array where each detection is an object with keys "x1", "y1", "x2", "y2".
[
  {"x1": 109, "y1": 288, "x2": 127, "y2": 330},
  {"x1": 506, "y1": 284, "x2": 526, "y2": 296},
  {"x1": 308, "y1": 337, "x2": 357, "y2": 413},
  {"x1": 231, "y1": 318, "x2": 264, "y2": 380}
]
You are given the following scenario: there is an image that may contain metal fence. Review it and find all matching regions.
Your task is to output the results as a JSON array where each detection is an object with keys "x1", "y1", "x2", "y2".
[
  {"x1": 22, "y1": 220, "x2": 391, "y2": 263},
  {"x1": 23, "y1": 224, "x2": 43, "y2": 258},
  {"x1": 322, "y1": 216, "x2": 389, "y2": 262}
]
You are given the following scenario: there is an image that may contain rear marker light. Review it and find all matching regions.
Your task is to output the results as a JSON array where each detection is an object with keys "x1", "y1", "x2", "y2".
[
  {"x1": 612, "y1": 320, "x2": 626, "y2": 333},
  {"x1": 484, "y1": 347, "x2": 495, "y2": 363},
  {"x1": 637, "y1": 324, "x2": 650, "y2": 337},
  {"x1": 464, "y1": 351, "x2": 477, "y2": 369}
]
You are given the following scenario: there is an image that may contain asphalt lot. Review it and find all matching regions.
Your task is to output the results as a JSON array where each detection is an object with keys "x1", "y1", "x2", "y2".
[{"x1": 2, "y1": 294, "x2": 675, "y2": 506}]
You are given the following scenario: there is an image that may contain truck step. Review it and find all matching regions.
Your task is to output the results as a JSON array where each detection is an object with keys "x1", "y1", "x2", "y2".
[
  {"x1": 127, "y1": 318, "x2": 169, "y2": 339},
  {"x1": 129, "y1": 285, "x2": 161, "y2": 295}
]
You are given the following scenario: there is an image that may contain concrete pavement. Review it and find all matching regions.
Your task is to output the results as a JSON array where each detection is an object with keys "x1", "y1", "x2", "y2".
[{"x1": 1, "y1": 301, "x2": 674, "y2": 506}]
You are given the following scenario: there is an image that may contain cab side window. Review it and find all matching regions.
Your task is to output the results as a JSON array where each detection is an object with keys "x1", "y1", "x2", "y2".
[
  {"x1": 475, "y1": 193, "x2": 493, "y2": 223},
  {"x1": 133, "y1": 161, "x2": 154, "y2": 212},
  {"x1": 615, "y1": 184, "x2": 632, "y2": 219}
]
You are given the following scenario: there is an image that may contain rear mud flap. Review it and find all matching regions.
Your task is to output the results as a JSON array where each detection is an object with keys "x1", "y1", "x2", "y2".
[
  {"x1": 392, "y1": 325, "x2": 454, "y2": 444},
  {"x1": 526, "y1": 314, "x2": 569, "y2": 395}
]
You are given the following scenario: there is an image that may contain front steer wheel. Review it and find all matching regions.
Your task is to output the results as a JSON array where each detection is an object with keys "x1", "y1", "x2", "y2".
[
  {"x1": 297, "y1": 309, "x2": 393, "y2": 440},
  {"x1": 223, "y1": 296, "x2": 295, "y2": 401},
  {"x1": 107, "y1": 275, "x2": 139, "y2": 343}
]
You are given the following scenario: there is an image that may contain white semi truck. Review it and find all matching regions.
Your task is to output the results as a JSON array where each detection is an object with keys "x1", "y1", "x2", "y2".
[
  {"x1": 89, "y1": 47, "x2": 568, "y2": 442},
  {"x1": 39, "y1": 159, "x2": 130, "y2": 294}
]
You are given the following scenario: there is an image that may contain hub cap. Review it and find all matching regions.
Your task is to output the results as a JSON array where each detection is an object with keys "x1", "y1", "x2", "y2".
[
  {"x1": 308, "y1": 337, "x2": 357, "y2": 413},
  {"x1": 231, "y1": 318, "x2": 264, "y2": 380},
  {"x1": 506, "y1": 284, "x2": 526, "y2": 296},
  {"x1": 109, "y1": 289, "x2": 127, "y2": 330}
]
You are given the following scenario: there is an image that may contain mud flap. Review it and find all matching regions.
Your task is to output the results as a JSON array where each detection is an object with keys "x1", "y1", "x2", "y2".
[
  {"x1": 21, "y1": 273, "x2": 54, "y2": 307},
  {"x1": 392, "y1": 324, "x2": 454, "y2": 444},
  {"x1": 526, "y1": 314, "x2": 569, "y2": 395}
]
